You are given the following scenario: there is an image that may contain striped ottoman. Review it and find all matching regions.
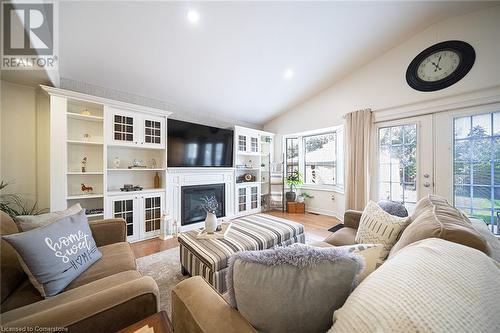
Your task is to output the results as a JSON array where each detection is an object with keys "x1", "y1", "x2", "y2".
[{"x1": 178, "y1": 214, "x2": 305, "y2": 293}]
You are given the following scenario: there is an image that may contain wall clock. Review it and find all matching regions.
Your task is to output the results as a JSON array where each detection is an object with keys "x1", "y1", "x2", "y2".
[{"x1": 406, "y1": 40, "x2": 475, "y2": 92}]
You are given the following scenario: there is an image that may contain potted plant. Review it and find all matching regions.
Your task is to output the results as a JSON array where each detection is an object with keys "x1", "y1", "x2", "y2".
[
  {"x1": 200, "y1": 196, "x2": 219, "y2": 233},
  {"x1": 296, "y1": 192, "x2": 314, "y2": 203},
  {"x1": 285, "y1": 171, "x2": 303, "y2": 202}
]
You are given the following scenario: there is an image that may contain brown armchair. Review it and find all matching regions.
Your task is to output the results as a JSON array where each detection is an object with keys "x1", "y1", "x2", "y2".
[
  {"x1": 323, "y1": 210, "x2": 362, "y2": 246},
  {"x1": 0, "y1": 211, "x2": 159, "y2": 333}
]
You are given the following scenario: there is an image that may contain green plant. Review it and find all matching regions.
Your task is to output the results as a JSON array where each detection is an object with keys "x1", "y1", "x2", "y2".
[
  {"x1": 285, "y1": 171, "x2": 303, "y2": 192},
  {"x1": 298, "y1": 192, "x2": 314, "y2": 199},
  {"x1": 0, "y1": 181, "x2": 47, "y2": 218}
]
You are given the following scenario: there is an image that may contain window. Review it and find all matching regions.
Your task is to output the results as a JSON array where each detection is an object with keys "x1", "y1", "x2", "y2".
[
  {"x1": 453, "y1": 112, "x2": 499, "y2": 235},
  {"x1": 303, "y1": 133, "x2": 336, "y2": 185},
  {"x1": 284, "y1": 127, "x2": 343, "y2": 189},
  {"x1": 377, "y1": 124, "x2": 417, "y2": 209}
]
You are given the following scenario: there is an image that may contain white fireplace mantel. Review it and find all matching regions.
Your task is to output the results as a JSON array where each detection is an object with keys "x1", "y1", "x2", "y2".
[{"x1": 167, "y1": 167, "x2": 235, "y2": 231}]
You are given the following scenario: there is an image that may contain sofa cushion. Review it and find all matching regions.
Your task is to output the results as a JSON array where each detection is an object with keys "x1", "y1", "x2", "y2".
[
  {"x1": 324, "y1": 227, "x2": 357, "y2": 246},
  {"x1": 1, "y1": 211, "x2": 25, "y2": 304},
  {"x1": 328, "y1": 238, "x2": 500, "y2": 333},
  {"x1": 337, "y1": 244, "x2": 384, "y2": 282},
  {"x1": 2, "y1": 210, "x2": 102, "y2": 297},
  {"x1": 66, "y1": 242, "x2": 136, "y2": 290},
  {"x1": 388, "y1": 195, "x2": 489, "y2": 258},
  {"x1": 15, "y1": 204, "x2": 82, "y2": 232},
  {"x1": 227, "y1": 244, "x2": 363, "y2": 333},
  {"x1": 469, "y1": 218, "x2": 500, "y2": 262},
  {"x1": 0, "y1": 279, "x2": 42, "y2": 313},
  {"x1": 355, "y1": 201, "x2": 410, "y2": 261}
]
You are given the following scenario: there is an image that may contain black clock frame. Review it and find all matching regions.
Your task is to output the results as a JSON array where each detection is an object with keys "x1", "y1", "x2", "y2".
[{"x1": 406, "y1": 40, "x2": 475, "y2": 92}]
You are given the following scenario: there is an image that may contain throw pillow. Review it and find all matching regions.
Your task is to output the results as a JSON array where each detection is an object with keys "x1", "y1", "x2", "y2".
[
  {"x1": 15, "y1": 203, "x2": 82, "y2": 231},
  {"x1": 337, "y1": 244, "x2": 384, "y2": 281},
  {"x1": 226, "y1": 244, "x2": 364, "y2": 333},
  {"x1": 2, "y1": 210, "x2": 102, "y2": 297},
  {"x1": 377, "y1": 200, "x2": 408, "y2": 217},
  {"x1": 355, "y1": 201, "x2": 410, "y2": 262},
  {"x1": 328, "y1": 238, "x2": 500, "y2": 333},
  {"x1": 388, "y1": 195, "x2": 489, "y2": 258}
]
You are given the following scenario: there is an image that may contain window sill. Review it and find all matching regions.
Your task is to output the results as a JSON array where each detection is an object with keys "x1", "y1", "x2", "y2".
[{"x1": 299, "y1": 185, "x2": 345, "y2": 195}]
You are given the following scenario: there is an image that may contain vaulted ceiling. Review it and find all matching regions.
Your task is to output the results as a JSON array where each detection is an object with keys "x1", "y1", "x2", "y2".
[{"x1": 54, "y1": 1, "x2": 491, "y2": 125}]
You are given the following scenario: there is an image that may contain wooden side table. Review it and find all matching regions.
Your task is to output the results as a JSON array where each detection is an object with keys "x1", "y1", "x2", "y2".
[
  {"x1": 287, "y1": 202, "x2": 305, "y2": 214},
  {"x1": 117, "y1": 311, "x2": 173, "y2": 333}
]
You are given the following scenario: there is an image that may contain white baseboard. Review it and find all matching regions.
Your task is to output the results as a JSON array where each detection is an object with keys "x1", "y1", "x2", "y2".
[{"x1": 306, "y1": 207, "x2": 343, "y2": 221}]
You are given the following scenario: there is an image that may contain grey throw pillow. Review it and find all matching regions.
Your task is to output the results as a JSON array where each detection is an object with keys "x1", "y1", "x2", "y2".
[
  {"x1": 15, "y1": 203, "x2": 83, "y2": 231},
  {"x1": 2, "y1": 210, "x2": 102, "y2": 297},
  {"x1": 377, "y1": 200, "x2": 408, "y2": 217},
  {"x1": 226, "y1": 244, "x2": 364, "y2": 333}
]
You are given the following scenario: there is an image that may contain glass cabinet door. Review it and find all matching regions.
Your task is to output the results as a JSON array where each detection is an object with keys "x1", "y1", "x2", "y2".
[
  {"x1": 250, "y1": 186, "x2": 258, "y2": 209},
  {"x1": 112, "y1": 198, "x2": 137, "y2": 241},
  {"x1": 238, "y1": 187, "x2": 247, "y2": 212},
  {"x1": 142, "y1": 115, "x2": 165, "y2": 148},
  {"x1": 250, "y1": 136, "x2": 259, "y2": 153},
  {"x1": 143, "y1": 195, "x2": 162, "y2": 235},
  {"x1": 113, "y1": 114, "x2": 134, "y2": 143},
  {"x1": 238, "y1": 135, "x2": 247, "y2": 152}
]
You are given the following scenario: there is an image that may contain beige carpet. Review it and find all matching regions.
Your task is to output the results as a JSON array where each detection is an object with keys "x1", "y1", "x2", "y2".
[
  {"x1": 136, "y1": 247, "x2": 187, "y2": 317},
  {"x1": 135, "y1": 232, "x2": 322, "y2": 318}
]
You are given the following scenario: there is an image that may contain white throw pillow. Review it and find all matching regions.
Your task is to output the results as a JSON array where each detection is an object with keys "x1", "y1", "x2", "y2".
[
  {"x1": 337, "y1": 244, "x2": 384, "y2": 281},
  {"x1": 15, "y1": 204, "x2": 82, "y2": 231},
  {"x1": 355, "y1": 201, "x2": 409, "y2": 262}
]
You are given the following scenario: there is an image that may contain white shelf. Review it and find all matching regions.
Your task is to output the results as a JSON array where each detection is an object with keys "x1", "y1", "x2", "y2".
[
  {"x1": 107, "y1": 188, "x2": 166, "y2": 196},
  {"x1": 67, "y1": 113, "x2": 103, "y2": 122},
  {"x1": 107, "y1": 168, "x2": 166, "y2": 171},
  {"x1": 236, "y1": 151, "x2": 260, "y2": 156},
  {"x1": 236, "y1": 181, "x2": 262, "y2": 186},
  {"x1": 67, "y1": 194, "x2": 104, "y2": 199},
  {"x1": 67, "y1": 140, "x2": 103, "y2": 146},
  {"x1": 235, "y1": 168, "x2": 260, "y2": 171},
  {"x1": 67, "y1": 171, "x2": 103, "y2": 175}
]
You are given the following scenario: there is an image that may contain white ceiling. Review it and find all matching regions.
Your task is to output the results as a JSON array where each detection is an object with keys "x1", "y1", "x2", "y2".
[{"x1": 58, "y1": 1, "x2": 491, "y2": 126}]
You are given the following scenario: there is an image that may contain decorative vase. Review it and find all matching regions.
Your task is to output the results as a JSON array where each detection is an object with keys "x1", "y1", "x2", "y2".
[
  {"x1": 204, "y1": 212, "x2": 218, "y2": 234},
  {"x1": 154, "y1": 172, "x2": 161, "y2": 188},
  {"x1": 286, "y1": 191, "x2": 296, "y2": 202},
  {"x1": 296, "y1": 196, "x2": 305, "y2": 203}
]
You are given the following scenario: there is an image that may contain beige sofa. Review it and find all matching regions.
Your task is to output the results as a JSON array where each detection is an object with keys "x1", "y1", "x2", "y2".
[
  {"x1": 171, "y1": 209, "x2": 500, "y2": 333},
  {"x1": 0, "y1": 211, "x2": 160, "y2": 333}
]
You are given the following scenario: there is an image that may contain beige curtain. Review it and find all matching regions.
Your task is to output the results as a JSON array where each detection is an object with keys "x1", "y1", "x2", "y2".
[{"x1": 344, "y1": 109, "x2": 372, "y2": 211}]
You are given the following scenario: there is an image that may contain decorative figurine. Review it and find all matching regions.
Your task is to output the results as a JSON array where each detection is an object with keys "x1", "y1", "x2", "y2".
[
  {"x1": 81, "y1": 157, "x2": 87, "y2": 172},
  {"x1": 151, "y1": 158, "x2": 158, "y2": 169},
  {"x1": 81, "y1": 183, "x2": 93, "y2": 194},
  {"x1": 83, "y1": 133, "x2": 91, "y2": 141},
  {"x1": 114, "y1": 157, "x2": 120, "y2": 169},
  {"x1": 81, "y1": 108, "x2": 91, "y2": 116}
]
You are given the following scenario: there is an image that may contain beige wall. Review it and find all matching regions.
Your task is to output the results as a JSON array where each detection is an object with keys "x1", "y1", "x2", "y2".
[
  {"x1": 264, "y1": 6, "x2": 500, "y2": 218},
  {"x1": 0, "y1": 81, "x2": 41, "y2": 207}
]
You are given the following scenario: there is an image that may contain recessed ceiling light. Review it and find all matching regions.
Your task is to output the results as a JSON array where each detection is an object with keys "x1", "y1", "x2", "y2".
[
  {"x1": 187, "y1": 10, "x2": 200, "y2": 24},
  {"x1": 284, "y1": 69, "x2": 294, "y2": 79}
]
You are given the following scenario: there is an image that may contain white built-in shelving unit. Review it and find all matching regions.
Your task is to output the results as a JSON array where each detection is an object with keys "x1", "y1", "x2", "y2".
[
  {"x1": 233, "y1": 126, "x2": 275, "y2": 216},
  {"x1": 40, "y1": 86, "x2": 171, "y2": 242}
]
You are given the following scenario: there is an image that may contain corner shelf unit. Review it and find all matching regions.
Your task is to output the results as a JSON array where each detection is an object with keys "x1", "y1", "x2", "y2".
[{"x1": 40, "y1": 85, "x2": 171, "y2": 242}]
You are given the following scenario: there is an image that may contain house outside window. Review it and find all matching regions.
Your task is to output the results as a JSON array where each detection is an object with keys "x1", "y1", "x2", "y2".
[{"x1": 284, "y1": 126, "x2": 344, "y2": 191}]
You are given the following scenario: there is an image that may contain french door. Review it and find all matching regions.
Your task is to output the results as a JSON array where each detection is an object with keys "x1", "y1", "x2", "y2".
[
  {"x1": 373, "y1": 105, "x2": 499, "y2": 235},
  {"x1": 373, "y1": 115, "x2": 433, "y2": 211}
]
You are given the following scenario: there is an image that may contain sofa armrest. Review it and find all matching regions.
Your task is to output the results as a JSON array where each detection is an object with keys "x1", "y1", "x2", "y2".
[
  {"x1": 172, "y1": 276, "x2": 256, "y2": 333},
  {"x1": 343, "y1": 210, "x2": 363, "y2": 229},
  {"x1": 89, "y1": 218, "x2": 126, "y2": 247},
  {"x1": 1, "y1": 271, "x2": 159, "y2": 333}
]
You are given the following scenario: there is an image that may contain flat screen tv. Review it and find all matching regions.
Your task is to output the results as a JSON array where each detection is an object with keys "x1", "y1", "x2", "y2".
[{"x1": 168, "y1": 119, "x2": 234, "y2": 167}]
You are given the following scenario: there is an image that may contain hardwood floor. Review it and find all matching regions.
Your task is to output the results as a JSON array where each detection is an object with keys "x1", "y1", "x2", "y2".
[{"x1": 130, "y1": 211, "x2": 341, "y2": 258}]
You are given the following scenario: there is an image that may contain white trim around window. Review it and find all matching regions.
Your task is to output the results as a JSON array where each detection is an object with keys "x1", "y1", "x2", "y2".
[{"x1": 283, "y1": 125, "x2": 344, "y2": 193}]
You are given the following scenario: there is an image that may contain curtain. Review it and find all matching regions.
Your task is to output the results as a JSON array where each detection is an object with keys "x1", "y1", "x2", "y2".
[{"x1": 344, "y1": 109, "x2": 372, "y2": 211}]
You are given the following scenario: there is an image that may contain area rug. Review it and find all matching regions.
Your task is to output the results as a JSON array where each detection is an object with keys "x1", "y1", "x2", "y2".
[{"x1": 136, "y1": 247, "x2": 186, "y2": 317}]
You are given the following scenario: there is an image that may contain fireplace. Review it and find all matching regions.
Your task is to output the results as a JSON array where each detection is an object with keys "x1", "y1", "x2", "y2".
[{"x1": 181, "y1": 184, "x2": 226, "y2": 226}]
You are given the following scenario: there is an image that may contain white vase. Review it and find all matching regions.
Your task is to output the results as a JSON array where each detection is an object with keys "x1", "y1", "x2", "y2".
[{"x1": 204, "y1": 212, "x2": 218, "y2": 234}]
